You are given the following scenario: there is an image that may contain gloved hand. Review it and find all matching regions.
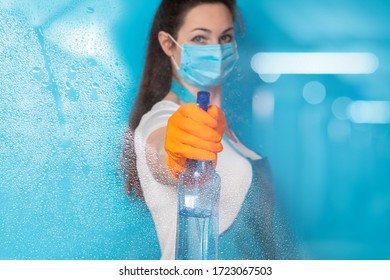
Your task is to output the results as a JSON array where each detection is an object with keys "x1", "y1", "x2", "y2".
[{"x1": 165, "y1": 103, "x2": 226, "y2": 178}]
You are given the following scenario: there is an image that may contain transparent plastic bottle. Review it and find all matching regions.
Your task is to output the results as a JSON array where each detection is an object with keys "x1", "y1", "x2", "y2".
[{"x1": 175, "y1": 91, "x2": 221, "y2": 260}]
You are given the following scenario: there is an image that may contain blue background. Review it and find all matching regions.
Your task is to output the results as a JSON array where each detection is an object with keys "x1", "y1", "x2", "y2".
[{"x1": 0, "y1": 0, "x2": 389, "y2": 259}]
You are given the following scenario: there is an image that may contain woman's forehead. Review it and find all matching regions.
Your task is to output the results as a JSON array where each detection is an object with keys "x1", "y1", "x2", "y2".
[{"x1": 179, "y1": 3, "x2": 233, "y2": 32}]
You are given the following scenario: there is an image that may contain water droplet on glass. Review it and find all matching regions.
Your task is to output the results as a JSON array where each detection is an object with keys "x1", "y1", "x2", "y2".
[
  {"x1": 82, "y1": 164, "x2": 91, "y2": 176},
  {"x1": 67, "y1": 88, "x2": 80, "y2": 101},
  {"x1": 59, "y1": 136, "x2": 72, "y2": 149},
  {"x1": 117, "y1": 84, "x2": 125, "y2": 92},
  {"x1": 32, "y1": 67, "x2": 41, "y2": 73},
  {"x1": 65, "y1": 81, "x2": 72, "y2": 90},
  {"x1": 31, "y1": 67, "x2": 44, "y2": 81},
  {"x1": 67, "y1": 66, "x2": 77, "y2": 80},
  {"x1": 87, "y1": 7, "x2": 95, "y2": 14},
  {"x1": 90, "y1": 83, "x2": 99, "y2": 101},
  {"x1": 41, "y1": 81, "x2": 50, "y2": 88},
  {"x1": 87, "y1": 58, "x2": 97, "y2": 67}
]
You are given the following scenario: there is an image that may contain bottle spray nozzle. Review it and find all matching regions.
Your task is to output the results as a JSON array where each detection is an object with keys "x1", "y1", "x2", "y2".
[{"x1": 197, "y1": 91, "x2": 210, "y2": 111}]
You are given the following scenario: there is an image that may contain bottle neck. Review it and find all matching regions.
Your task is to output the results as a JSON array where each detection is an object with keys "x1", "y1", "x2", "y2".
[{"x1": 187, "y1": 159, "x2": 214, "y2": 171}]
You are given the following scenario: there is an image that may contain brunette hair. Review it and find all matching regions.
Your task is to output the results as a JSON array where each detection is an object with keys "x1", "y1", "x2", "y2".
[{"x1": 122, "y1": 0, "x2": 239, "y2": 199}]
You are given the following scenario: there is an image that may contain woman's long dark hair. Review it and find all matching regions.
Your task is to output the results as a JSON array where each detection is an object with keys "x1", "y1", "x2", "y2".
[{"x1": 122, "y1": 0, "x2": 239, "y2": 199}]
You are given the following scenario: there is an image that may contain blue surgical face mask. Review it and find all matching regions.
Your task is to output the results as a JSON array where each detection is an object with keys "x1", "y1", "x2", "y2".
[{"x1": 168, "y1": 34, "x2": 239, "y2": 89}]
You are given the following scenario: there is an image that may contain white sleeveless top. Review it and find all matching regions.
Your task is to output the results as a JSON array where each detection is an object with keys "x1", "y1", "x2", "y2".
[{"x1": 134, "y1": 100, "x2": 260, "y2": 259}]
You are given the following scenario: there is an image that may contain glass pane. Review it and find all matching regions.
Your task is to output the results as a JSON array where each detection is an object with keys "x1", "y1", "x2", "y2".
[{"x1": 1, "y1": 0, "x2": 389, "y2": 260}]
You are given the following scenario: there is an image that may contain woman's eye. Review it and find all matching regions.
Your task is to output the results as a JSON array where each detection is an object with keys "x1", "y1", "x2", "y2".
[
  {"x1": 191, "y1": 35, "x2": 206, "y2": 44},
  {"x1": 220, "y1": 34, "x2": 233, "y2": 44}
]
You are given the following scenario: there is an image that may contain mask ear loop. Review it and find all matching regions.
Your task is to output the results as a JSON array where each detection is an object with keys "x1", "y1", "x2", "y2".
[
  {"x1": 167, "y1": 34, "x2": 182, "y2": 70},
  {"x1": 167, "y1": 34, "x2": 182, "y2": 49}
]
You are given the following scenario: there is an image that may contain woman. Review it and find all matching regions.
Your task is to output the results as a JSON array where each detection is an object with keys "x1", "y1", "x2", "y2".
[{"x1": 122, "y1": 0, "x2": 297, "y2": 260}]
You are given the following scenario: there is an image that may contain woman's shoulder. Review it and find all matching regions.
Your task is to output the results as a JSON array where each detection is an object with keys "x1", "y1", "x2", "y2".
[
  {"x1": 140, "y1": 100, "x2": 179, "y2": 122},
  {"x1": 151, "y1": 99, "x2": 180, "y2": 113},
  {"x1": 223, "y1": 127, "x2": 263, "y2": 161},
  {"x1": 136, "y1": 100, "x2": 179, "y2": 140}
]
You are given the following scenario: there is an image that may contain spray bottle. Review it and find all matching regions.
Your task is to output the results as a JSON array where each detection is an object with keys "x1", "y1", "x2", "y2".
[{"x1": 175, "y1": 91, "x2": 221, "y2": 260}]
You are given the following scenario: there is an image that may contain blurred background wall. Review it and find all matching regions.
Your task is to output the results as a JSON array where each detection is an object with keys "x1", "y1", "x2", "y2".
[{"x1": 0, "y1": 0, "x2": 389, "y2": 259}]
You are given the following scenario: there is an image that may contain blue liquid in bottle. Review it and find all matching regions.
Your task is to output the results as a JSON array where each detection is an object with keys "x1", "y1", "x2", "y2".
[{"x1": 175, "y1": 91, "x2": 221, "y2": 260}]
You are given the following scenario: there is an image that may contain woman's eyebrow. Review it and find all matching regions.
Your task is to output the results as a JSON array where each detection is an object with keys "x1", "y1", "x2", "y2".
[
  {"x1": 190, "y1": 27, "x2": 234, "y2": 33},
  {"x1": 222, "y1": 27, "x2": 234, "y2": 33},
  {"x1": 190, "y1": 27, "x2": 211, "y2": 33}
]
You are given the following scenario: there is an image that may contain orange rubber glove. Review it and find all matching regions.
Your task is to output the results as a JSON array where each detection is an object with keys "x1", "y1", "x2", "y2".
[{"x1": 165, "y1": 103, "x2": 226, "y2": 178}]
